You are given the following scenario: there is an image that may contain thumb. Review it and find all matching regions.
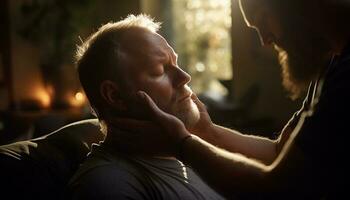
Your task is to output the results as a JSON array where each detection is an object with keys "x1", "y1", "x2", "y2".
[
  {"x1": 191, "y1": 93, "x2": 207, "y2": 112},
  {"x1": 137, "y1": 91, "x2": 189, "y2": 140},
  {"x1": 137, "y1": 90, "x2": 183, "y2": 128},
  {"x1": 136, "y1": 91, "x2": 166, "y2": 120}
]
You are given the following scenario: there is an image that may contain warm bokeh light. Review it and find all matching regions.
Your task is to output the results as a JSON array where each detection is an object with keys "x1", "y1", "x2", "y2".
[
  {"x1": 46, "y1": 84, "x2": 55, "y2": 97},
  {"x1": 36, "y1": 89, "x2": 51, "y2": 108},
  {"x1": 75, "y1": 92, "x2": 84, "y2": 101},
  {"x1": 173, "y1": 0, "x2": 232, "y2": 95},
  {"x1": 69, "y1": 91, "x2": 86, "y2": 107}
]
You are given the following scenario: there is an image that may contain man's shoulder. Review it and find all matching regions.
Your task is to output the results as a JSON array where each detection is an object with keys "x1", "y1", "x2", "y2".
[
  {"x1": 70, "y1": 145, "x2": 144, "y2": 184},
  {"x1": 324, "y1": 45, "x2": 350, "y2": 90},
  {"x1": 296, "y1": 49, "x2": 350, "y2": 148},
  {"x1": 68, "y1": 148, "x2": 148, "y2": 199},
  {"x1": 67, "y1": 164, "x2": 147, "y2": 200},
  {"x1": 315, "y1": 49, "x2": 350, "y2": 110},
  {"x1": 70, "y1": 161, "x2": 142, "y2": 187}
]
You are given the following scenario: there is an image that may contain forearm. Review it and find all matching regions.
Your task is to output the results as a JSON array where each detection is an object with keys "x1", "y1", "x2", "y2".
[
  {"x1": 201, "y1": 124, "x2": 278, "y2": 164},
  {"x1": 179, "y1": 133, "x2": 303, "y2": 198},
  {"x1": 180, "y1": 135, "x2": 269, "y2": 198}
]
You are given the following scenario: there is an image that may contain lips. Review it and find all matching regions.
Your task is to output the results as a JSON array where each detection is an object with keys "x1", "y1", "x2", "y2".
[{"x1": 178, "y1": 91, "x2": 193, "y2": 102}]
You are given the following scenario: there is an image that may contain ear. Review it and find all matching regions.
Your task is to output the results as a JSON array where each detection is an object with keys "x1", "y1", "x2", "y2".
[{"x1": 100, "y1": 80, "x2": 127, "y2": 111}]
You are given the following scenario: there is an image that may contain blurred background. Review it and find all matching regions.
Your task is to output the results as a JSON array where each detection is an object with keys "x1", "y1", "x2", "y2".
[{"x1": 0, "y1": 0, "x2": 301, "y2": 144}]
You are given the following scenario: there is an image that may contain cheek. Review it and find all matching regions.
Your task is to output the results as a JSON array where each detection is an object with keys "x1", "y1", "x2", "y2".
[{"x1": 140, "y1": 77, "x2": 175, "y2": 111}]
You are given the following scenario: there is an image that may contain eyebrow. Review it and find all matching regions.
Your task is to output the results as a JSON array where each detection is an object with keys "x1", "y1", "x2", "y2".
[
  {"x1": 169, "y1": 51, "x2": 178, "y2": 64},
  {"x1": 152, "y1": 48, "x2": 178, "y2": 65},
  {"x1": 148, "y1": 51, "x2": 167, "y2": 66}
]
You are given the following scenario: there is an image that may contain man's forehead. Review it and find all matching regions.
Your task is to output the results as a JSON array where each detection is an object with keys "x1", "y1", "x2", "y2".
[{"x1": 120, "y1": 28, "x2": 176, "y2": 63}]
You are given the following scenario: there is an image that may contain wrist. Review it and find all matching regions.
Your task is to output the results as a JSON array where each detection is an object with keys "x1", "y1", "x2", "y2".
[
  {"x1": 191, "y1": 122, "x2": 215, "y2": 138},
  {"x1": 175, "y1": 134, "x2": 193, "y2": 161},
  {"x1": 201, "y1": 123, "x2": 218, "y2": 142}
]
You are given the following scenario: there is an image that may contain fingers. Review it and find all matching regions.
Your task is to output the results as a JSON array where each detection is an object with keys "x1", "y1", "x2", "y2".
[
  {"x1": 191, "y1": 93, "x2": 200, "y2": 101},
  {"x1": 137, "y1": 91, "x2": 179, "y2": 125},
  {"x1": 191, "y1": 93, "x2": 207, "y2": 112},
  {"x1": 137, "y1": 90, "x2": 190, "y2": 140},
  {"x1": 137, "y1": 91, "x2": 169, "y2": 120}
]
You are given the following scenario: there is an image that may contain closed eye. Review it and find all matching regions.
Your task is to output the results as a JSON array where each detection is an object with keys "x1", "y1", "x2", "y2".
[
  {"x1": 151, "y1": 72, "x2": 165, "y2": 78},
  {"x1": 150, "y1": 66, "x2": 165, "y2": 77}
]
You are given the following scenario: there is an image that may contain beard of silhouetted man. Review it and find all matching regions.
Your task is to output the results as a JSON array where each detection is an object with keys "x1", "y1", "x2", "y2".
[
  {"x1": 274, "y1": 30, "x2": 331, "y2": 99},
  {"x1": 270, "y1": 4, "x2": 332, "y2": 99},
  {"x1": 239, "y1": 0, "x2": 333, "y2": 99}
]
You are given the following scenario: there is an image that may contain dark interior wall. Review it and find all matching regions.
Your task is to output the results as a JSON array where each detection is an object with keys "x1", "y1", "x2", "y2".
[
  {"x1": 0, "y1": 0, "x2": 12, "y2": 110},
  {"x1": 6, "y1": 0, "x2": 141, "y2": 110},
  {"x1": 141, "y1": 0, "x2": 174, "y2": 45},
  {"x1": 9, "y1": 0, "x2": 43, "y2": 108},
  {"x1": 231, "y1": 0, "x2": 301, "y2": 131},
  {"x1": 78, "y1": 0, "x2": 141, "y2": 39}
]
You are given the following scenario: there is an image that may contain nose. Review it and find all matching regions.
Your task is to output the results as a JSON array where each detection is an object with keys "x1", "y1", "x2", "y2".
[{"x1": 173, "y1": 66, "x2": 191, "y2": 88}]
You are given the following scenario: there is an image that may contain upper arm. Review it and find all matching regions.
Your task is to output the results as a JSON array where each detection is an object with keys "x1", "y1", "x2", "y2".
[{"x1": 276, "y1": 82, "x2": 314, "y2": 154}]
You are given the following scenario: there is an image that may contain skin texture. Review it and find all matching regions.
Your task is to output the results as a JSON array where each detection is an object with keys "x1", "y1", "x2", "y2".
[
  {"x1": 102, "y1": 27, "x2": 200, "y2": 129},
  {"x1": 99, "y1": 27, "x2": 201, "y2": 157}
]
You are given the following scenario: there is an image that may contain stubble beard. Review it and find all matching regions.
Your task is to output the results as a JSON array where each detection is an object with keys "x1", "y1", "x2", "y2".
[{"x1": 174, "y1": 99, "x2": 200, "y2": 129}]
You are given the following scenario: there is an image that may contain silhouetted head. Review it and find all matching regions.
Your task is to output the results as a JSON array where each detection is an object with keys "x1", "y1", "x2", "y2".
[
  {"x1": 239, "y1": 0, "x2": 350, "y2": 99},
  {"x1": 76, "y1": 15, "x2": 200, "y2": 131}
]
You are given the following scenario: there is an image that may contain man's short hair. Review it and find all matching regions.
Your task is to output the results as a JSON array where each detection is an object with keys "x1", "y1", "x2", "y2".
[{"x1": 76, "y1": 14, "x2": 161, "y2": 119}]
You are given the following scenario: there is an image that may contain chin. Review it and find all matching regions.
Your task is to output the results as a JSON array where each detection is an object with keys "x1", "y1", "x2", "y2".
[{"x1": 175, "y1": 100, "x2": 200, "y2": 129}]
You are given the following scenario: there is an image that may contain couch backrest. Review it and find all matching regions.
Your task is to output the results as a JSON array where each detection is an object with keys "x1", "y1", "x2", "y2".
[{"x1": 0, "y1": 119, "x2": 105, "y2": 199}]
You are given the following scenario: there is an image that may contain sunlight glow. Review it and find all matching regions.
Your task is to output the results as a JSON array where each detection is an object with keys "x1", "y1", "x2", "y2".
[
  {"x1": 173, "y1": 0, "x2": 232, "y2": 94},
  {"x1": 75, "y1": 92, "x2": 84, "y2": 101},
  {"x1": 36, "y1": 89, "x2": 51, "y2": 108}
]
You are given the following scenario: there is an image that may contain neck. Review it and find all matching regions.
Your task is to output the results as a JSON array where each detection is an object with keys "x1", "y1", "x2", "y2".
[{"x1": 103, "y1": 127, "x2": 175, "y2": 158}]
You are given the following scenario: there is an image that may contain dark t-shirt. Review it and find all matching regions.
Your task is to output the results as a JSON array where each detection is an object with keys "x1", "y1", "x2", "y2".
[
  {"x1": 277, "y1": 43, "x2": 350, "y2": 199},
  {"x1": 68, "y1": 144, "x2": 225, "y2": 200}
]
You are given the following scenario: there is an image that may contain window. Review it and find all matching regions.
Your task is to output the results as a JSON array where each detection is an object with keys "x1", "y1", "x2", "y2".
[{"x1": 172, "y1": 0, "x2": 232, "y2": 96}]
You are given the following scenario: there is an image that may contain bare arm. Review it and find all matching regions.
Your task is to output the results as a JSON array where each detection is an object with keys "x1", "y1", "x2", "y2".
[
  {"x1": 180, "y1": 135, "x2": 268, "y2": 197},
  {"x1": 180, "y1": 113, "x2": 306, "y2": 198},
  {"x1": 108, "y1": 91, "x2": 303, "y2": 198},
  {"x1": 189, "y1": 95, "x2": 293, "y2": 165},
  {"x1": 199, "y1": 124, "x2": 277, "y2": 164},
  {"x1": 140, "y1": 91, "x2": 305, "y2": 198}
]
